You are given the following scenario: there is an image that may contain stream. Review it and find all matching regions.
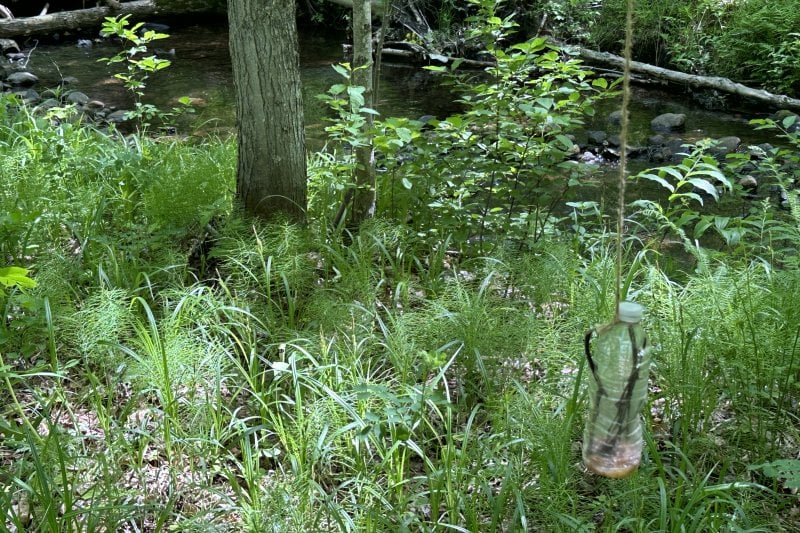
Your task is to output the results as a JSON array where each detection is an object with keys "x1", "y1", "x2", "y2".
[
  {"x1": 17, "y1": 19, "x2": 781, "y2": 148},
  {"x1": 20, "y1": 21, "x2": 459, "y2": 143}
]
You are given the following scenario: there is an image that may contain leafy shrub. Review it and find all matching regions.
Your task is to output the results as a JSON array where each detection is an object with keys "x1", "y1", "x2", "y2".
[
  {"x1": 375, "y1": 1, "x2": 612, "y2": 254},
  {"x1": 711, "y1": 0, "x2": 800, "y2": 96}
]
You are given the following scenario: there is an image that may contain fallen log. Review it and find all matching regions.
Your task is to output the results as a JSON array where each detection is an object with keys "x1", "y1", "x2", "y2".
[
  {"x1": 573, "y1": 45, "x2": 800, "y2": 112},
  {"x1": 0, "y1": 1, "x2": 158, "y2": 39}
]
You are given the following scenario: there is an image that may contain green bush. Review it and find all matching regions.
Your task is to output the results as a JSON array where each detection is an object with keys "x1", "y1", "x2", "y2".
[
  {"x1": 711, "y1": 0, "x2": 800, "y2": 95},
  {"x1": 592, "y1": 0, "x2": 800, "y2": 96},
  {"x1": 374, "y1": 1, "x2": 612, "y2": 255}
]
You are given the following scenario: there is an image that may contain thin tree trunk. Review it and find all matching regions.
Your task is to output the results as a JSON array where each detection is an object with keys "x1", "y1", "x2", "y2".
[
  {"x1": 229, "y1": 0, "x2": 307, "y2": 221},
  {"x1": 349, "y1": 0, "x2": 375, "y2": 224}
]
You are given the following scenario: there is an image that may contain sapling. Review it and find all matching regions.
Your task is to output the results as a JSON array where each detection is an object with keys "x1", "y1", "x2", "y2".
[{"x1": 98, "y1": 15, "x2": 193, "y2": 130}]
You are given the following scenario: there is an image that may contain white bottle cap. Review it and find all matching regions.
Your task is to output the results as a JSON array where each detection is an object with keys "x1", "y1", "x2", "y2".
[{"x1": 618, "y1": 301, "x2": 644, "y2": 323}]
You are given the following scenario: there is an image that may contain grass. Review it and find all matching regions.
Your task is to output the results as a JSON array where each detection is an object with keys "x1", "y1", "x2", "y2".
[{"x1": 1, "y1": 94, "x2": 799, "y2": 532}]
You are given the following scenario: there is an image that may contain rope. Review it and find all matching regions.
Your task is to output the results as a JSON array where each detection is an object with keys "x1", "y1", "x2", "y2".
[{"x1": 614, "y1": 0, "x2": 635, "y2": 318}]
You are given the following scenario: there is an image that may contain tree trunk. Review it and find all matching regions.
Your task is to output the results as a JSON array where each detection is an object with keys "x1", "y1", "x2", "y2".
[
  {"x1": 349, "y1": 0, "x2": 375, "y2": 225},
  {"x1": 228, "y1": 0, "x2": 307, "y2": 221},
  {"x1": 0, "y1": 1, "x2": 157, "y2": 38}
]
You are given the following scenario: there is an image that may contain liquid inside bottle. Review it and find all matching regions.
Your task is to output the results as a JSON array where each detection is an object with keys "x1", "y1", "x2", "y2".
[{"x1": 582, "y1": 301, "x2": 651, "y2": 478}]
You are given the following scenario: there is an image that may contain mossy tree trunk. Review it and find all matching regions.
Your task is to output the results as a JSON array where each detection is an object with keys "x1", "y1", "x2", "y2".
[{"x1": 228, "y1": 0, "x2": 307, "y2": 221}]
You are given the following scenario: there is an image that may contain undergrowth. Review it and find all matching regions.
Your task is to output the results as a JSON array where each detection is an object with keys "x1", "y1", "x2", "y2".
[{"x1": 2, "y1": 35, "x2": 800, "y2": 533}]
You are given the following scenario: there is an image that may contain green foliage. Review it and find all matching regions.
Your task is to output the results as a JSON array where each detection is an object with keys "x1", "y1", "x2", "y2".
[
  {"x1": 662, "y1": 0, "x2": 727, "y2": 75},
  {"x1": 632, "y1": 141, "x2": 739, "y2": 251},
  {"x1": 70, "y1": 287, "x2": 131, "y2": 366},
  {"x1": 213, "y1": 217, "x2": 315, "y2": 332},
  {"x1": 592, "y1": 0, "x2": 694, "y2": 65},
  {"x1": 750, "y1": 459, "x2": 800, "y2": 490},
  {"x1": 722, "y1": 116, "x2": 800, "y2": 264},
  {"x1": 2, "y1": 4, "x2": 800, "y2": 532},
  {"x1": 375, "y1": 2, "x2": 612, "y2": 254},
  {"x1": 315, "y1": 62, "x2": 379, "y2": 227},
  {"x1": 0, "y1": 266, "x2": 36, "y2": 297},
  {"x1": 139, "y1": 138, "x2": 234, "y2": 235},
  {"x1": 593, "y1": 0, "x2": 800, "y2": 96},
  {"x1": 711, "y1": 0, "x2": 800, "y2": 96},
  {"x1": 317, "y1": 63, "x2": 377, "y2": 149},
  {"x1": 99, "y1": 15, "x2": 172, "y2": 101},
  {"x1": 533, "y1": 0, "x2": 599, "y2": 42},
  {"x1": 99, "y1": 15, "x2": 194, "y2": 128}
]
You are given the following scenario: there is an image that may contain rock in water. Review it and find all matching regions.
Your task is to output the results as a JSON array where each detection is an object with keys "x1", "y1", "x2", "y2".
[{"x1": 650, "y1": 113, "x2": 686, "y2": 133}]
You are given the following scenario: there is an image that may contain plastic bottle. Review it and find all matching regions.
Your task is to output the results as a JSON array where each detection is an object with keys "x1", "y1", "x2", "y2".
[{"x1": 582, "y1": 301, "x2": 651, "y2": 478}]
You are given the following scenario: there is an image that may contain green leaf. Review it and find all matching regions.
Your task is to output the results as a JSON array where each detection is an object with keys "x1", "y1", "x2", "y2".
[
  {"x1": 555, "y1": 134, "x2": 573, "y2": 151},
  {"x1": 396, "y1": 127, "x2": 413, "y2": 143},
  {"x1": 687, "y1": 178, "x2": 719, "y2": 200},
  {"x1": 332, "y1": 63, "x2": 351, "y2": 78},
  {"x1": 639, "y1": 173, "x2": 675, "y2": 193},
  {"x1": 719, "y1": 227, "x2": 743, "y2": 246},
  {"x1": 750, "y1": 459, "x2": 800, "y2": 489},
  {"x1": 694, "y1": 216, "x2": 715, "y2": 238},
  {"x1": 674, "y1": 210, "x2": 699, "y2": 227},
  {"x1": 688, "y1": 164, "x2": 727, "y2": 182},
  {"x1": 402, "y1": 178, "x2": 413, "y2": 189},
  {"x1": 670, "y1": 192, "x2": 703, "y2": 205},
  {"x1": 347, "y1": 85, "x2": 366, "y2": 100},
  {"x1": 659, "y1": 166, "x2": 687, "y2": 182},
  {"x1": 0, "y1": 267, "x2": 37, "y2": 290}
]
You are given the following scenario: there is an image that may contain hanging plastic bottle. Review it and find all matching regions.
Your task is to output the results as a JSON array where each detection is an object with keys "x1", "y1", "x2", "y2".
[{"x1": 582, "y1": 301, "x2": 651, "y2": 478}]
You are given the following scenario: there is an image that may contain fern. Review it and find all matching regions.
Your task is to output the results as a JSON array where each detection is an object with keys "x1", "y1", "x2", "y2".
[{"x1": 72, "y1": 287, "x2": 132, "y2": 365}]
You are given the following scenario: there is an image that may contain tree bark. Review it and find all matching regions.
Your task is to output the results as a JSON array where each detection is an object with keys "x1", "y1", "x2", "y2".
[
  {"x1": 228, "y1": 0, "x2": 307, "y2": 221},
  {"x1": 0, "y1": 1, "x2": 158, "y2": 38},
  {"x1": 348, "y1": 0, "x2": 375, "y2": 225},
  {"x1": 575, "y1": 46, "x2": 800, "y2": 111}
]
